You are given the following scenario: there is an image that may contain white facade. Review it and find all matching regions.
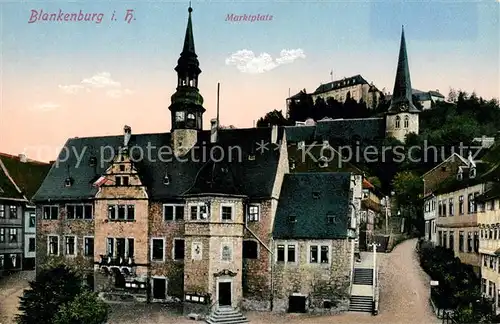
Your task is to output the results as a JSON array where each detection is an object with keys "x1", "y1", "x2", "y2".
[
  {"x1": 23, "y1": 206, "x2": 36, "y2": 260},
  {"x1": 385, "y1": 113, "x2": 419, "y2": 143},
  {"x1": 424, "y1": 196, "x2": 437, "y2": 244}
]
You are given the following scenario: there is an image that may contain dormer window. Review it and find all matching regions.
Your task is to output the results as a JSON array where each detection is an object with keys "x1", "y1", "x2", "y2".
[
  {"x1": 164, "y1": 175, "x2": 170, "y2": 185},
  {"x1": 119, "y1": 165, "x2": 125, "y2": 172},
  {"x1": 288, "y1": 216, "x2": 297, "y2": 223},
  {"x1": 187, "y1": 113, "x2": 195, "y2": 120},
  {"x1": 318, "y1": 156, "x2": 328, "y2": 168},
  {"x1": 64, "y1": 177, "x2": 74, "y2": 187},
  {"x1": 470, "y1": 168, "x2": 476, "y2": 178},
  {"x1": 248, "y1": 155, "x2": 256, "y2": 161},
  {"x1": 327, "y1": 214, "x2": 337, "y2": 224},
  {"x1": 89, "y1": 157, "x2": 97, "y2": 167},
  {"x1": 313, "y1": 191, "x2": 320, "y2": 199},
  {"x1": 457, "y1": 171, "x2": 463, "y2": 180}
]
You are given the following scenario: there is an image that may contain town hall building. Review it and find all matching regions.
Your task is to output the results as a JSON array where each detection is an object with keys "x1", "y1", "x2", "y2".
[{"x1": 33, "y1": 6, "x2": 418, "y2": 321}]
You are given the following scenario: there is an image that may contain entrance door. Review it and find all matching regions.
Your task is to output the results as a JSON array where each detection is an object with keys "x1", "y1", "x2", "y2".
[
  {"x1": 218, "y1": 282, "x2": 231, "y2": 306},
  {"x1": 153, "y1": 278, "x2": 166, "y2": 300}
]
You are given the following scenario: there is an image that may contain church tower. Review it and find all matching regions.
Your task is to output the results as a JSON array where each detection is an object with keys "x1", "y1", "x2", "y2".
[
  {"x1": 169, "y1": 6, "x2": 205, "y2": 156},
  {"x1": 385, "y1": 26, "x2": 419, "y2": 143}
]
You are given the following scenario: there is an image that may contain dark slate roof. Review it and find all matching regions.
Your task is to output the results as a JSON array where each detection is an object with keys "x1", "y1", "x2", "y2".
[
  {"x1": 434, "y1": 162, "x2": 493, "y2": 195},
  {"x1": 183, "y1": 160, "x2": 242, "y2": 196},
  {"x1": 428, "y1": 90, "x2": 445, "y2": 98},
  {"x1": 284, "y1": 118, "x2": 386, "y2": 144},
  {"x1": 0, "y1": 153, "x2": 51, "y2": 201},
  {"x1": 313, "y1": 75, "x2": 369, "y2": 94},
  {"x1": 476, "y1": 184, "x2": 500, "y2": 202},
  {"x1": 273, "y1": 172, "x2": 351, "y2": 239},
  {"x1": 288, "y1": 144, "x2": 363, "y2": 174},
  {"x1": 32, "y1": 127, "x2": 285, "y2": 202}
]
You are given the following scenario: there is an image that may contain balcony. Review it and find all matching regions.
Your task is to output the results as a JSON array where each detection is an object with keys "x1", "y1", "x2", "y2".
[{"x1": 99, "y1": 255, "x2": 135, "y2": 267}]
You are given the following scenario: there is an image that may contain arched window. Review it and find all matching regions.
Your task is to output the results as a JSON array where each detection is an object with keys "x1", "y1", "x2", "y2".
[
  {"x1": 243, "y1": 240, "x2": 258, "y2": 259},
  {"x1": 404, "y1": 116, "x2": 409, "y2": 128},
  {"x1": 395, "y1": 116, "x2": 401, "y2": 128},
  {"x1": 187, "y1": 113, "x2": 195, "y2": 120}
]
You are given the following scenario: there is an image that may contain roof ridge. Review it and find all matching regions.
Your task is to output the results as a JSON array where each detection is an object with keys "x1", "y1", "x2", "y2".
[
  {"x1": 0, "y1": 152, "x2": 49, "y2": 165},
  {"x1": 0, "y1": 158, "x2": 28, "y2": 201}
]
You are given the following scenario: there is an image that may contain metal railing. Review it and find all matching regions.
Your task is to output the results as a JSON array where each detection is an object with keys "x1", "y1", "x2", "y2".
[{"x1": 204, "y1": 299, "x2": 219, "y2": 319}]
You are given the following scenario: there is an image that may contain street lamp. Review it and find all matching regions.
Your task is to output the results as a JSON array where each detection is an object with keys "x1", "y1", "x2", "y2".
[{"x1": 369, "y1": 242, "x2": 381, "y2": 314}]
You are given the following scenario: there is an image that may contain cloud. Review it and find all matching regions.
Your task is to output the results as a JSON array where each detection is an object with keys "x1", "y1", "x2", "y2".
[
  {"x1": 225, "y1": 48, "x2": 306, "y2": 74},
  {"x1": 33, "y1": 102, "x2": 61, "y2": 111},
  {"x1": 59, "y1": 72, "x2": 132, "y2": 98}
]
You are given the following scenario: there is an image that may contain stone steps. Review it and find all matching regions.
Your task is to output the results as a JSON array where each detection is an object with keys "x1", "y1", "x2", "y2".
[
  {"x1": 353, "y1": 268, "x2": 374, "y2": 285},
  {"x1": 205, "y1": 306, "x2": 249, "y2": 324},
  {"x1": 349, "y1": 295, "x2": 373, "y2": 313}
]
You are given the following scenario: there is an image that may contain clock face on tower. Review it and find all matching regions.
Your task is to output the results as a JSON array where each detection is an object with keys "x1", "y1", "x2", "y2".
[{"x1": 175, "y1": 111, "x2": 185, "y2": 121}]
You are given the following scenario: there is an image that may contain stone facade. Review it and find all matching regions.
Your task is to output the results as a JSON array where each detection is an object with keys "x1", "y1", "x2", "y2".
[
  {"x1": 385, "y1": 113, "x2": 419, "y2": 143},
  {"x1": 271, "y1": 239, "x2": 351, "y2": 313}
]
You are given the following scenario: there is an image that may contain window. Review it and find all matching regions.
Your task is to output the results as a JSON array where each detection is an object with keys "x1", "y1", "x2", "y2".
[
  {"x1": 108, "y1": 205, "x2": 134, "y2": 221},
  {"x1": 470, "y1": 168, "x2": 476, "y2": 178},
  {"x1": 190, "y1": 205, "x2": 208, "y2": 221},
  {"x1": 0, "y1": 205, "x2": 4, "y2": 218},
  {"x1": 9, "y1": 228, "x2": 17, "y2": 243},
  {"x1": 312, "y1": 191, "x2": 320, "y2": 199},
  {"x1": 474, "y1": 232, "x2": 479, "y2": 252},
  {"x1": 320, "y1": 246, "x2": 329, "y2": 263},
  {"x1": 459, "y1": 196, "x2": 464, "y2": 214},
  {"x1": 310, "y1": 245, "x2": 318, "y2": 263},
  {"x1": 467, "y1": 232, "x2": 473, "y2": 252},
  {"x1": 66, "y1": 204, "x2": 93, "y2": 220},
  {"x1": 438, "y1": 231, "x2": 442, "y2": 246},
  {"x1": 163, "y1": 204, "x2": 184, "y2": 221},
  {"x1": 468, "y1": 194, "x2": 474, "y2": 214},
  {"x1": 65, "y1": 236, "x2": 76, "y2": 256},
  {"x1": 84, "y1": 237, "x2": 94, "y2": 257},
  {"x1": 173, "y1": 239, "x2": 185, "y2": 260},
  {"x1": 151, "y1": 238, "x2": 165, "y2": 261},
  {"x1": 122, "y1": 176, "x2": 129, "y2": 186},
  {"x1": 221, "y1": 245, "x2": 232, "y2": 261},
  {"x1": 395, "y1": 116, "x2": 401, "y2": 128},
  {"x1": 489, "y1": 200, "x2": 495, "y2": 211},
  {"x1": 474, "y1": 192, "x2": 480, "y2": 212},
  {"x1": 289, "y1": 216, "x2": 297, "y2": 223},
  {"x1": 119, "y1": 165, "x2": 125, "y2": 172},
  {"x1": 221, "y1": 205, "x2": 233, "y2": 221},
  {"x1": 29, "y1": 212, "x2": 36, "y2": 227},
  {"x1": 106, "y1": 237, "x2": 134, "y2": 258},
  {"x1": 404, "y1": 116, "x2": 409, "y2": 128},
  {"x1": 443, "y1": 232, "x2": 447, "y2": 248},
  {"x1": 277, "y1": 244, "x2": 285, "y2": 262},
  {"x1": 42, "y1": 206, "x2": 59, "y2": 220},
  {"x1": 442, "y1": 201, "x2": 446, "y2": 216},
  {"x1": 9, "y1": 206, "x2": 17, "y2": 218},
  {"x1": 243, "y1": 240, "x2": 258, "y2": 259},
  {"x1": 449, "y1": 231, "x2": 454, "y2": 251},
  {"x1": 459, "y1": 231, "x2": 464, "y2": 252},
  {"x1": 0, "y1": 255, "x2": 3, "y2": 268},
  {"x1": 48, "y1": 235, "x2": 59, "y2": 255},
  {"x1": 327, "y1": 214, "x2": 338, "y2": 224},
  {"x1": 484, "y1": 255, "x2": 488, "y2": 267},
  {"x1": 482, "y1": 278, "x2": 487, "y2": 294},
  {"x1": 247, "y1": 205, "x2": 260, "y2": 222},
  {"x1": 449, "y1": 198, "x2": 454, "y2": 216},
  {"x1": 107, "y1": 238, "x2": 114, "y2": 256},
  {"x1": 28, "y1": 238, "x2": 36, "y2": 252},
  {"x1": 115, "y1": 176, "x2": 122, "y2": 186},
  {"x1": 0, "y1": 228, "x2": 4, "y2": 243}
]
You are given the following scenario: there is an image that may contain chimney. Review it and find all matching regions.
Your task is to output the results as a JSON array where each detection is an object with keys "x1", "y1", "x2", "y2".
[
  {"x1": 124, "y1": 125, "x2": 132, "y2": 147},
  {"x1": 271, "y1": 125, "x2": 278, "y2": 144},
  {"x1": 18, "y1": 154, "x2": 27, "y2": 163},
  {"x1": 210, "y1": 119, "x2": 218, "y2": 143}
]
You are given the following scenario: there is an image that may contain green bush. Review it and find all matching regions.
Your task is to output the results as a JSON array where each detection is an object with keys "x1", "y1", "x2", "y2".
[{"x1": 53, "y1": 290, "x2": 109, "y2": 324}]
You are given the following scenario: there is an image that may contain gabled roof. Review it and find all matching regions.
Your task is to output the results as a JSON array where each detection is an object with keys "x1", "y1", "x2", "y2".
[
  {"x1": 0, "y1": 153, "x2": 51, "y2": 201},
  {"x1": 434, "y1": 162, "x2": 492, "y2": 195},
  {"x1": 313, "y1": 75, "x2": 369, "y2": 95},
  {"x1": 33, "y1": 127, "x2": 285, "y2": 202},
  {"x1": 272, "y1": 173, "x2": 351, "y2": 240},
  {"x1": 284, "y1": 118, "x2": 386, "y2": 144},
  {"x1": 422, "y1": 152, "x2": 468, "y2": 177}
]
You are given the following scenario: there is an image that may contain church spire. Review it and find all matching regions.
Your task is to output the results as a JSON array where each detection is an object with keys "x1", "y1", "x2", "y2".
[
  {"x1": 388, "y1": 26, "x2": 419, "y2": 114},
  {"x1": 169, "y1": 5, "x2": 205, "y2": 133}
]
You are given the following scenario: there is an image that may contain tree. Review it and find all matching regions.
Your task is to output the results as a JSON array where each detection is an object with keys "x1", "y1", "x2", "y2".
[
  {"x1": 256, "y1": 109, "x2": 291, "y2": 127},
  {"x1": 392, "y1": 171, "x2": 424, "y2": 234},
  {"x1": 17, "y1": 265, "x2": 83, "y2": 324},
  {"x1": 53, "y1": 291, "x2": 109, "y2": 324}
]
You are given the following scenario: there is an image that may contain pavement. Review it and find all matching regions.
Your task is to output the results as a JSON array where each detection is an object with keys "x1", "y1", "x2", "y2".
[{"x1": 0, "y1": 239, "x2": 440, "y2": 324}]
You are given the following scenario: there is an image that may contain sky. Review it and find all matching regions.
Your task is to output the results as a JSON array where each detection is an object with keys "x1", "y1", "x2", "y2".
[{"x1": 1, "y1": 0, "x2": 499, "y2": 162}]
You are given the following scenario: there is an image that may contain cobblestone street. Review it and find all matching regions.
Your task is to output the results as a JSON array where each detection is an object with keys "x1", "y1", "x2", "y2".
[{"x1": 0, "y1": 239, "x2": 439, "y2": 324}]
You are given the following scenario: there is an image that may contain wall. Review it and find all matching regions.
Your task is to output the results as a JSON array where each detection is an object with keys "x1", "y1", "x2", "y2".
[{"x1": 272, "y1": 239, "x2": 351, "y2": 313}]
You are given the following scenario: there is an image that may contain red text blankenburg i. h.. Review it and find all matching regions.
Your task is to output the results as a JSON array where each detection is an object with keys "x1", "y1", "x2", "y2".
[{"x1": 226, "y1": 14, "x2": 273, "y2": 22}]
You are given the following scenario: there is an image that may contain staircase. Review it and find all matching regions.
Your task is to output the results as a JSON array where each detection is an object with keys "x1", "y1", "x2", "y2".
[
  {"x1": 353, "y1": 268, "x2": 373, "y2": 285},
  {"x1": 205, "y1": 306, "x2": 249, "y2": 324},
  {"x1": 349, "y1": 295, "x2": 373, "y2": 313}
]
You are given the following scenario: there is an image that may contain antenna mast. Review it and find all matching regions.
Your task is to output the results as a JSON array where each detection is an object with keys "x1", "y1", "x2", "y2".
[{"x1": 216, "y1": 83, "x2": 220, "y2": 129}]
